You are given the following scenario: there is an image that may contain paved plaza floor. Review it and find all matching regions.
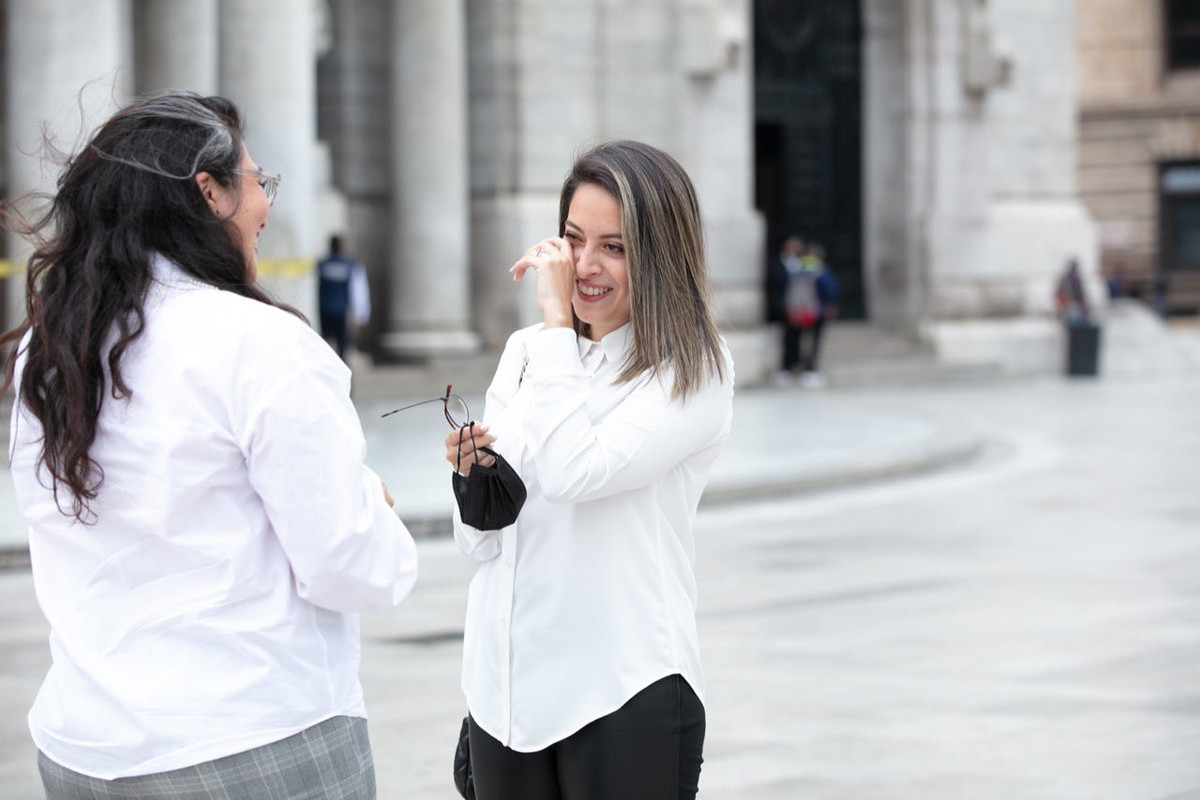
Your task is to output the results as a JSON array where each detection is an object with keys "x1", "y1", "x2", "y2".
[{"x1": 1, "y1": 310, "x2": 1199, "y2": 797}]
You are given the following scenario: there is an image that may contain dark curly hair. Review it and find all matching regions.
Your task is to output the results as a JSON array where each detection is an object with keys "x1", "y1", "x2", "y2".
[{"x1": 1, "y1": 90, "x2": 295, "y2": 522}]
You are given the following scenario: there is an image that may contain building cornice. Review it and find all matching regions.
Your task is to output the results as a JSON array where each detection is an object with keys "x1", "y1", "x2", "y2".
[{"x1": 1081, "y1": 100, "x2": 1200, "y2": 123}]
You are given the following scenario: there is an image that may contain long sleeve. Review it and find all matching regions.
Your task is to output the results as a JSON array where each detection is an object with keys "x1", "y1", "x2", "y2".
[
  {"x1": 522, "y1": 328, "x2": 732, "y2": 505},
  {"x1": 235, "y1": 318, "x2": 418, "y2": 612},
  {"x1": 349, "y1": 263, "x2": 371, "y2": 326},
  {"x1": 451, "y1": 327, "x2": 532, "y2": 562}
]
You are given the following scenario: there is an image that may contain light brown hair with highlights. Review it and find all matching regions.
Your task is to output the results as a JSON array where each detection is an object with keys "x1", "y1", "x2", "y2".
[{"x1": 557, "y1": 140, "x2": 725, "y2": 400}]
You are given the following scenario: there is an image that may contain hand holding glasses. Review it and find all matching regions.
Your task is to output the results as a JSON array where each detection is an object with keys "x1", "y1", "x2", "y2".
[
  {"x1": 382, "y1": 385, "x2": 496, "y2": 476},
  {"x1": 383, "y1": 385, "x2": 527, "y2": 530}
]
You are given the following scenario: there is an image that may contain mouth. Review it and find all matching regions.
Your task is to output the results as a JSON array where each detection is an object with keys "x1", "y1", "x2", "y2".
[{"x1": 576, "y1": 282, "x2": 613, "y2": 302}]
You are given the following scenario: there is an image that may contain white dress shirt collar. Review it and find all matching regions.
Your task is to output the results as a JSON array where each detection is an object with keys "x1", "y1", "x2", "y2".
[
  {"x1": 576, "y1": 323, "x2": 633, "y2": 375},
  {"x1": 148, "y1": 252, "x2": 212, "y2": 292}
]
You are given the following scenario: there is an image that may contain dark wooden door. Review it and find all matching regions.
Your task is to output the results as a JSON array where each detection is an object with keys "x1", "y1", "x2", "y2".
[{"x1": 754, "y1": 0, "x2": 864, "y2": 319}]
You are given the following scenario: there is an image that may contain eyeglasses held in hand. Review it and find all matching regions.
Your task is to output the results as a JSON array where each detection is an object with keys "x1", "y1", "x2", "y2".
[
  {"x1": 381, "y1": 384, "x2": 471, "y2": 429},
  {"x1": 233, "y1": 168, "x2": 281, "y2": 206}
]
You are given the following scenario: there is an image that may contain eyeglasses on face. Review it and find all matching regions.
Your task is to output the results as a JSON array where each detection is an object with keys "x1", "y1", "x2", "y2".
[
  {"x1": 381, "y1": 384, "x2": 471, "y2": 429},
  {"x1": 233, "y1": 167, "x2": 281, "y2": 206}
]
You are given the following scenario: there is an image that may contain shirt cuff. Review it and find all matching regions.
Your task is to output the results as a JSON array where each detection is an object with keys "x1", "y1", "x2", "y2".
[{"x1": 525, "y1": 327, "x2": 585, "y2": 380}]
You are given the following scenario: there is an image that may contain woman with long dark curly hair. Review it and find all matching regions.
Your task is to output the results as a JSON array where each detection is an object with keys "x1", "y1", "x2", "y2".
[{"x1": 2, "y1": 90, "x2": 417, "y2": 799}]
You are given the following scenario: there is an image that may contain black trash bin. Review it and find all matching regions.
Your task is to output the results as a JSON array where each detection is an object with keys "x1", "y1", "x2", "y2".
[{"x1": 1066, "y1": 322, "x2": 1101, "y2": 376}]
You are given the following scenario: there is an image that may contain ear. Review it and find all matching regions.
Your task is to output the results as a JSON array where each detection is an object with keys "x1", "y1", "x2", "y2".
[{"x1": 194, "y1": 171, "x2": 223, "y2": 215}]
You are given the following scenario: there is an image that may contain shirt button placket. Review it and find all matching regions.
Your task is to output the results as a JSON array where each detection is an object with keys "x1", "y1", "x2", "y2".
[{"x1": 500, "y1": 527, "x2": 516, "y2": 740}]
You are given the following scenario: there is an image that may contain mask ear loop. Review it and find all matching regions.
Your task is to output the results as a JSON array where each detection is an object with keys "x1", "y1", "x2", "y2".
[{"x1": 457, "y1": 422, "x2": 477, "y2": 475}]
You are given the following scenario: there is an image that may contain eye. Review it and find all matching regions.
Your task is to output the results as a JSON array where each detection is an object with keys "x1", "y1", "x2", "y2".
[
  {"x1": 564, "y1": 231, "x2": 582, "y2": 243},
  {"x1": 604, "y1": 242, "x2": 625, "y2": 255}
]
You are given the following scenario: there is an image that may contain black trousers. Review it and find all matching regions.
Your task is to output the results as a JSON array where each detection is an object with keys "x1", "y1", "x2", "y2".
[
  {"x1": 781, "y1": 318, "x2": 826, "y2": 372},
  {"x1": 468, "y1": 674, "x2": 705, "y2": 800},
  {"x1": 320, "y1": 310, "x2": 349, "y2": 360}
]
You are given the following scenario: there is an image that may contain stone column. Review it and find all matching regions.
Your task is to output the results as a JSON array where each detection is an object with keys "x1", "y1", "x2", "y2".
[
  {"x1": 219, "y1": 0, "x2": 319, "y2": 317},
  {"x1": 863, "y1": 0, "x2": 920, "y2": 330},
  {"x1": 465, "y1": 0, "x2": 602, "y2": 349},
  {"x1": 676, "y1": 0, "x2": 769, "y2": 380},
  {"x1": 384, "y1": 0, "x2": 479, "y2": 356},
  {"x1": 315, "y1": 0, "x2": 388, "y2": 350},
  {"x1": 134, "y1": 0, "x2": 219, "y2": 95},
  {"x1": 4, "y1": 0, "x2": 131, "y2": 327}
]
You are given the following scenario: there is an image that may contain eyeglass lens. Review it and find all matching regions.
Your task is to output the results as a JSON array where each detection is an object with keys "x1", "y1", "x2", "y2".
[{"x1": 444, "y1": 396, "x2": 470, "y2": 428}]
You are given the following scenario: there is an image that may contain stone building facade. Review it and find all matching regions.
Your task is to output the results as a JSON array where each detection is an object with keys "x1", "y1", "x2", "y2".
[
  {"x1": 1077, "y1": 0, "x2": 1200, "y2": 311},
  {"x1": 2, "y1": 0, "x2": 1095, "y2": 380}
]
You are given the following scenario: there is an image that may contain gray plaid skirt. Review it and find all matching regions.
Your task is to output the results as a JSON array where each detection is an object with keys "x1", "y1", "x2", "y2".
[{"x1": 38, "y1": 715, "x2": 374, "y2": 800}]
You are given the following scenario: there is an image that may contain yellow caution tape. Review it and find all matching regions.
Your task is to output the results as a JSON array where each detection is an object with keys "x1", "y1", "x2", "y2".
[
  {"x1": 0, "y1": 258, "x2": 316, "y2": 279},
  {"x1": 257, "y1": 258, "x2": 316, "y2": 278}
]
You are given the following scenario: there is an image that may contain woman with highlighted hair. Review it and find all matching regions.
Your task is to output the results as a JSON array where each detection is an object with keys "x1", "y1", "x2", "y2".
[
  {"x1": 2, "y1": 90, "x2": 417, "y2": 798},
  {"x1": 447, "y1": 140, "x2": 734, "y2": 799}
]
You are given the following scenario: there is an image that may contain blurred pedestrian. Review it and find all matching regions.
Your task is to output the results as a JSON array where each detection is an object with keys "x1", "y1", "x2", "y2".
[
  {"x1": 1154, "y1": 275, "x2": 1169, "y2": 319},
  {"x1": 1103, "y1": 260, "x2": 1125, "y2": 300},
  {"x1": 1, "y1": 90, "x2": 417, "y2": 799},
  {"x1": 318, "y1": 234, "x2": 371, "y2": 360},
  {"x1": 1054, "y1": 257, "x2": 1090, "y2": 325},
  {"x1": 767, "y1": 233, "x2": 801, "y2": 325},
  {"x1": 768, "y1": 234, "x2": 802, "y2": 385},
  {"x1": 447, "y1": 140, "x2": 733, "y2": 800},
  {"x1": 778, "y1": 240, "x2": 841, "y2": 388}
]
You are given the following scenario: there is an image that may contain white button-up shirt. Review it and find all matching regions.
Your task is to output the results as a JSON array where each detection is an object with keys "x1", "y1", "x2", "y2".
[
  {"x1": 8, "y1": 256, "x2": 418, "y2": 779},
  {"x1": 454, "y1": 324, "x2": 734, "y2": 751}
]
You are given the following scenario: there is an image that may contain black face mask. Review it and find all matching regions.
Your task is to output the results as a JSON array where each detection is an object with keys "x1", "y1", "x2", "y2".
[{"x1": 452, "y1": 428, "x2": 527, "y2": 530}]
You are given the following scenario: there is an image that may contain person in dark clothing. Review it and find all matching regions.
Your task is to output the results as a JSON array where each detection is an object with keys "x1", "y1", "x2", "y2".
[
  {"x1": 317, "y1": 235, "x2": 369, "y2": 360},
  {"x1": 1054, "y1": 258, "x2": 1090, "y2": 326},
  {"x1": 766, "y1": 235, "x2": 802, "y2": 327}
]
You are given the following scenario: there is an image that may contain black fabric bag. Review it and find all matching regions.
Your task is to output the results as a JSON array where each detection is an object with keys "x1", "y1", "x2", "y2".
[
  {"x1": 452, "y1": 425, "x2": 527, "y2": 530},
  {"x1": 453, "y1": 716, "x2": 475, "y2": 799}
]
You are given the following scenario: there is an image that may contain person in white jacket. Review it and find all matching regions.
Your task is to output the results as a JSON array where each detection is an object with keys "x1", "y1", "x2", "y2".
[
  {"x1": 1, "y1": 90, "x2": 417, "y2": 799},
  {"x1": 446, "y1": 140, "x2": 734, "y2": 800}
]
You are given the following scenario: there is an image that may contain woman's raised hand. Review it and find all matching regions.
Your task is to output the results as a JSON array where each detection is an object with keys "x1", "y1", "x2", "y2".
[
  {"x1": 510, "y1": 237, "x2": 575, "y2": 329},
  {"x1": 445, "y1": 423, "x2": 497, "y2": 476}
]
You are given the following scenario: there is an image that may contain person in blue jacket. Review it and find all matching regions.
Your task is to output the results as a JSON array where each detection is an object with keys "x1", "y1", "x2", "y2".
[{"x1": 317, "y1": 234, "x2": 370, "y2": 360}]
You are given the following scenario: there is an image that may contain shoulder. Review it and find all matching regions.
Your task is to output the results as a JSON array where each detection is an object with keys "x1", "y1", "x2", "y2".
[
  {"x1": 502, "y1": 323, "x2": 547, "y2": 351},
  {"x1": 168, "y1": 286, "x2": 306, "y2": 334},
  {"x1": 159, "y1": 287, "x2": 334, "y2": 373},
  {"x1": 497, "y1": 323, "x2": 562, "y2": 364},
  {"x1": 683, "y1": 337, "x2": 735, "y2": 398},
  {"x1": 698, "y1": 336, "x2": 736, "y2": 392},
  {"x1": 639, "y1": 336, "x2": 734, "y2": 407},
  {"x1": 494, "y1": 323, "x2": 549, "y2": 377}
]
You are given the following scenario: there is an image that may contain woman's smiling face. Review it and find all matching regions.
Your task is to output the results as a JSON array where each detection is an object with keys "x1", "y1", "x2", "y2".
[{"x1": 564, "y1": 182, "x2": 631, "y2": 340}]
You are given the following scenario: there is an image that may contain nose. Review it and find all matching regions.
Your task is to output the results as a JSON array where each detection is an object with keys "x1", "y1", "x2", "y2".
[{"x1": 575, "y1": 244, "x2": 602, "y2": 278}]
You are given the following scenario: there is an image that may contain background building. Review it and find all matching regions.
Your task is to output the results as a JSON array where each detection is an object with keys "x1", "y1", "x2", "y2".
[
  {"x1": 2, "y1": 0, "x2": 1098, "y2": 381},
  {"x1": 1077, "y1": 0, "x2": 1200, "y2": 312}
]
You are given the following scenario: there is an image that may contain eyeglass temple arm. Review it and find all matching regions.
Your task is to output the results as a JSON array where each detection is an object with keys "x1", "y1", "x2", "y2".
[
  {"x1": 380, "y1": 384, "x2": 471, "y2": 423},
  {"x1": 380, "y1": 396, "x2": 447, "y2": 418}
]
